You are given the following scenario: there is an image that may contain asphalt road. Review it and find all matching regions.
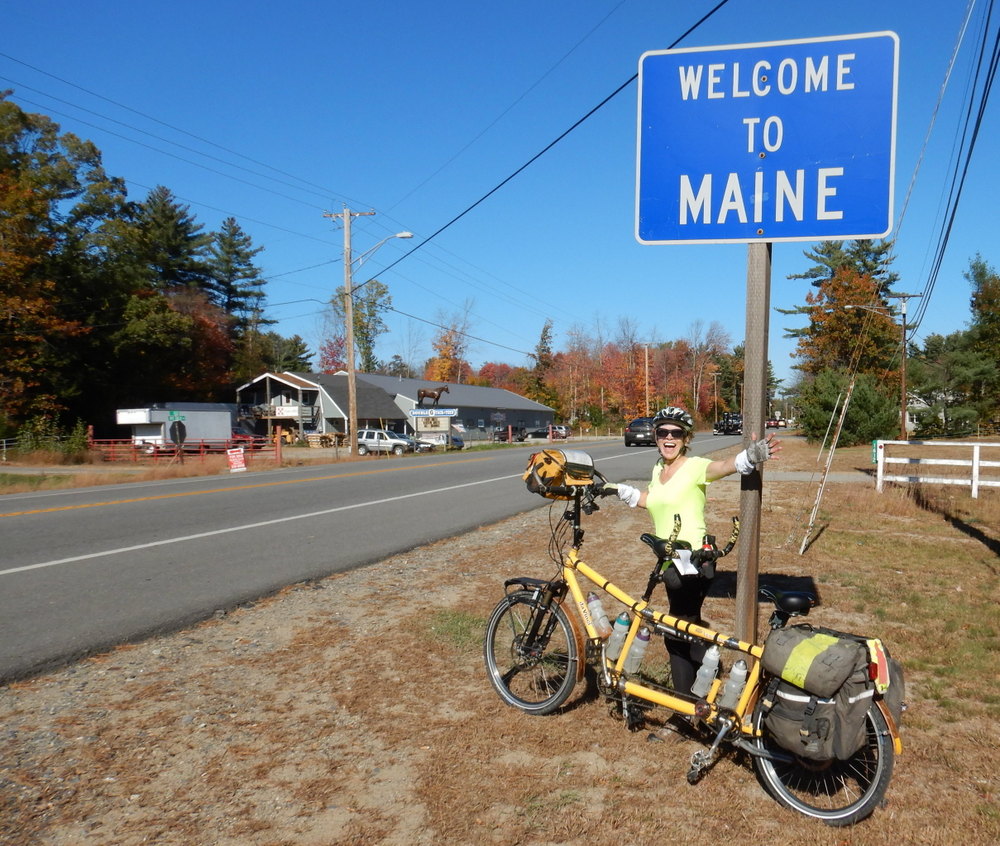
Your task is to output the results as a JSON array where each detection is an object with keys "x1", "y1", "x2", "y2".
[{"x1": 0, "y1": 435, "x2": 740, "y2": 681}]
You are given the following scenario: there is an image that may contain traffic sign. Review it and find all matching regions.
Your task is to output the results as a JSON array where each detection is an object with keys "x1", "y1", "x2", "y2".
[
  {"x1": 168, "y1": 421, "x2": 187, "y2": 445},
  {"x1": 636, "y1": 32, "x2": 898, "y2": 244}
]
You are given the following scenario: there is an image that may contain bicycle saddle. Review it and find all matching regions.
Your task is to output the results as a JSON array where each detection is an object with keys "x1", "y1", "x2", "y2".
[
  {"x1": 640, "y1": 533, "x2": 691, "y2": 560},
  {"x1": 758, "y1": 586, "x2": 818, "y2": 615}
]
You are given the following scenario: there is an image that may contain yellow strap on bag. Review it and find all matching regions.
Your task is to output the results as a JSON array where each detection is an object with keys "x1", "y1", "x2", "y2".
[
  {"x1": 781, "y1": 632, "x2": 842, "y2": 690},
  {"x1": 761, "y1": 625, "x2": 867, "y2": 698}
]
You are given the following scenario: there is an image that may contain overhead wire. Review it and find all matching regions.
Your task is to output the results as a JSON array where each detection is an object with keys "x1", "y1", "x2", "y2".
[
  {"x1": 911, "y1": 0, "x2": 999, "y2": 330},
  {"x1": 1, "y1": 1, "x2": 735, "y2": 362},
  {"x1": 0, "y1": 50, "x2": 361, "y2": 204},
  {"x1": 1, "y1": 75, "x2": 339, "y2": 205},
  {"x1": 359, "y1": 0, "x2": 735, "y2": 290}
]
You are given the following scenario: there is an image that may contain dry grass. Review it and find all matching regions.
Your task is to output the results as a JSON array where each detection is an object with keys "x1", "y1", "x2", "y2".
[{"x1": 1, "y1": 435, "x2": 998, "y2": 844}]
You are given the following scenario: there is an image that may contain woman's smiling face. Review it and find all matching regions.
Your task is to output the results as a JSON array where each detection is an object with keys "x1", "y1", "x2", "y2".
[{"x1": 655, "y1": 424, "x2": 688, "y2": 459}]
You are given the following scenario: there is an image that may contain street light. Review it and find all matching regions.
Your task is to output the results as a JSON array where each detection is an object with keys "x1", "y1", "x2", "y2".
[
  {"x1": 340, "y1": 213, "x2": 412, "y2": 454},
  {"x1": 845, "y1": 296, "x2": 920, "y2": 440}
]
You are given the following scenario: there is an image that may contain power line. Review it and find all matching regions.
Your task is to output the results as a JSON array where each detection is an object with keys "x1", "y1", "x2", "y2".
[
  {"x1": 358, "y1": 0, "x2": 735, "y2": 289},
  {"x1": 0, "y1": 50, "x2": 365, "y2": 206},
  {"x1": 912, "y1": 0, "x2": 999, "y2": 331}
]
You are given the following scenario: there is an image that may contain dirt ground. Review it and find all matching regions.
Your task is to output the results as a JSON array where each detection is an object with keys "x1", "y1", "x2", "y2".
[{"x1": 1, "y1": 439, "x2": 997, "y2": 845}]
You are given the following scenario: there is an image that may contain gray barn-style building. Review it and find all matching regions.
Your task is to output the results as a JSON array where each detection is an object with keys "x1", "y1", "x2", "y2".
[{"x1": 235, "y1": 371, "x2": 554, "y2": 444}]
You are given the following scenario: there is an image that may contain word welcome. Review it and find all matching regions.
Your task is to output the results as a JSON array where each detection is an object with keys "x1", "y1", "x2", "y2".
[{"x1": 677, "y1": 53, "x2": 856, "y2": 100}]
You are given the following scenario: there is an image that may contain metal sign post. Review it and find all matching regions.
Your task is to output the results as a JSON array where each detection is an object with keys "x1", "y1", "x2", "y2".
[{"x1": 635, "y1": 31, "x2": 898, "y2": 642}]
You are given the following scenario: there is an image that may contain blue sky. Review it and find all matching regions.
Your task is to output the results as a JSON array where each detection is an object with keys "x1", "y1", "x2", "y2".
[{"x1": 3, "y1": 1, "x2": 997, "y2": 390}]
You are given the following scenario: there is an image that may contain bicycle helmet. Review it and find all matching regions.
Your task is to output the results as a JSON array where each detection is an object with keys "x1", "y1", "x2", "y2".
[{"x1": 652, "y1": 406, "x2": 694, "y2": 434}]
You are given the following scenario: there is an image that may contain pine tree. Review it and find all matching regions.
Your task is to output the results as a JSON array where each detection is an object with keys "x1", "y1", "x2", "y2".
[
  {"x1": 130, "y1": 186, "x2": 212, "y2": 294},
  {"x1": 207, "y1": 217, "x2": 269, "y2": 331}
]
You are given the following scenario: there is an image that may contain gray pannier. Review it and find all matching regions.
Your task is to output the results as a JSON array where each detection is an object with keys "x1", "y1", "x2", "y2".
[
  {"x1": 759, "y1": 624, "x2": 881, "y2": 761},
  {"x1": 762, "y1": 661, "x2": 874, "y2": 761}
]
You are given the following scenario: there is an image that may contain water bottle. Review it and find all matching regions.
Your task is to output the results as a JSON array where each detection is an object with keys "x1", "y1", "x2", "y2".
[
  {"x1": 622, "y1": 627, "x2": 651, "y2": 674},
  {"x1": 691, "y1": 644, "x2": 721, "y2": 698},
  {"x1": 586, "y1": 592, "x2": 613, "y2": 638},
  {"x1": 718, "y1": 658, "x2": 748, "y2": 710},
  {"x1": 605, "y1": 612, "x2": 631, "y2": 661}
]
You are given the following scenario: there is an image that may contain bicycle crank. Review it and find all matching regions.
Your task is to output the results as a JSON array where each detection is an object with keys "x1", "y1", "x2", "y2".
[{"x1": 686, "y1": 716, "x2": 733, "y2": 784}]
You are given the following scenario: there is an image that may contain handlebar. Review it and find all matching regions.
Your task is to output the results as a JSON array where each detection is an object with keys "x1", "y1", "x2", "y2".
[{"x1": 689, "y1": 516, "x2": 740, "y2": 567}]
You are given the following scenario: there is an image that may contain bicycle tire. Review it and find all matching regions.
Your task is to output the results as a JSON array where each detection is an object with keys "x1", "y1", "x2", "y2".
[
  {"x1": 752, "y1": 700, "x2": 895, "y2": 826},
  {"x1": 483, "y1": 591, "x2": 578, "y2": 715}
]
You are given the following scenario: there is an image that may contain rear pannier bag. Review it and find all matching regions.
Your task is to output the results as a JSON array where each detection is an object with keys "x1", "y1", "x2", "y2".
[
  {"x1": 762, "y1": 662, "x2": 874, "y2": 761},
  {"x1": 761, "y1": 624, "x2": 867, "y2": 698}
]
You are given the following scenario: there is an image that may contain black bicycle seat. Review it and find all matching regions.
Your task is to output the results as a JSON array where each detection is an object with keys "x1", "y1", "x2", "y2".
[{"x1": 758, "y1": 586, "x2": 818, "y2": 615}]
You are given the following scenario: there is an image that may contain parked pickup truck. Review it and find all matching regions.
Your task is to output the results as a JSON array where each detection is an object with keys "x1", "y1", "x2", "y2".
[
  {"x1": 356, "y1": 429, "x2": 415, "y2": 456},
  {"x1": 492, "y1": 426, "x2": 526, "y2": 443}
]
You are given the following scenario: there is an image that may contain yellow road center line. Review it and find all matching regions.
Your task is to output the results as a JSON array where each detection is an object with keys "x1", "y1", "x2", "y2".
[{"x1": 0, "y1": 456, "x2": 495, "y2": 518}]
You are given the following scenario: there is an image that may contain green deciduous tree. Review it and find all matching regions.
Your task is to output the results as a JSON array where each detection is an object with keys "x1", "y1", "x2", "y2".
[
  {"x1": 0, "y1": 92, "x2": 129, "y2": 427},
  {"x1": 907, "y1": 330, "x2": 994, "y2": 437}
]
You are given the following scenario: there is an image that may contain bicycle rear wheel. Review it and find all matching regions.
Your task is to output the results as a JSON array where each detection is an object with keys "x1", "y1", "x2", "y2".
[
  {"x1": 483, "y1": 591, "x2": 578, "y2": 715},
  {"x1": 752, "y1": 702, "x2": 894, "y2": 826}
]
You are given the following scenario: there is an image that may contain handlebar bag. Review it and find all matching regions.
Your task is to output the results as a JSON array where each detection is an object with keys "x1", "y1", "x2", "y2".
[
  {"x1": 761, "y1": 624, "x2": 866, "y2": 698},
  {"x1": 522, "y1": 449, "x2": 595, "y2": 500}
]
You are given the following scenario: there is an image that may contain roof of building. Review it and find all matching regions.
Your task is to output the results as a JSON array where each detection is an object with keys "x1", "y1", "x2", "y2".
[
  {"x1": 350, "y1": 373, "x2": 552, "y2": 412},
  {"x1": 288, "y1": 372, "x2": 404, "y2": 420}
]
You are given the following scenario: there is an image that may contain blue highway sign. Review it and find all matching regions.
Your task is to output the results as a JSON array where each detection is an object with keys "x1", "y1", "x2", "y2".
[{"x1": 636, "y1": 32, "x2": 898, "y2": 244}]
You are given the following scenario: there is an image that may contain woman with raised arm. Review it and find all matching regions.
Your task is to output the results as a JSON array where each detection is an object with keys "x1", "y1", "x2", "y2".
[{"x1": 611, "y1": 406, "x2": 781, "y2": 707}]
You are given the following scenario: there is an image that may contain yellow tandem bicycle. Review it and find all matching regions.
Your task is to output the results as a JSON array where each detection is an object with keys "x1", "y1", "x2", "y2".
[{"x1": 483, "y1": 449, "x2": 904, "y2": 826}]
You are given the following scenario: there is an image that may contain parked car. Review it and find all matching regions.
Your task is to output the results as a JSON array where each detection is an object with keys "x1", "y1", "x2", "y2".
[
  {"x1": 713, "y1": 413, "x2": 743, "y2": 436},
  {"x1": 356, "y1": 428, "x2": 415, "y2": 456},
  {"x1": 766, "y1": 418, "x2": 780, "y2": 429},
  {"x1": 525, "y1": 426, "x2": 568, "y2": 440},
  {"x1": 397, "y1": 434, "x2": 435, "y2": 453},
  {"x1": 624, "y1": 417, "x2": 655, "y2": 447},
  {"x1": 552, "y1": 425, "x2": 570, "y2": 439},
  {"x1": 492, "y1": 426, "x2": 526, "y2": 443},
  {"x1": 230, "y1": 428, "x2": 264, "y2": 449}
]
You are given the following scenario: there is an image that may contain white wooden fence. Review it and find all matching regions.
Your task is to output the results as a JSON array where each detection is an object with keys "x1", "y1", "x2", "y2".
[{"x1": 875, "y1": 440, "x2": 1000, "y2": 498}]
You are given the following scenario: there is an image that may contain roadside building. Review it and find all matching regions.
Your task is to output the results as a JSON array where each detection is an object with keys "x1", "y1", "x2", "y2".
[{"x1": 236, "y1": 371, "x2": 554, "y2": 444}]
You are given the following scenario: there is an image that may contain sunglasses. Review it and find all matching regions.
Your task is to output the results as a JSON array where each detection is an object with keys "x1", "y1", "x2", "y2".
[{"x1": 655, "y1": 427, "x2": 686, "y2": 440}]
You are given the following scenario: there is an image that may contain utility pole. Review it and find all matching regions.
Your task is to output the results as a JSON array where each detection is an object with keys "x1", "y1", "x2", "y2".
[
  {"x1": 886, "y1": 292, "x2": 922, "y2": 440},
  {"x1": 736, "y1": 241, "x2": 771, "y2": 643},
  {"x1": 643, "y1": 342, "x2": 650, "y2": 417},
  {"x1": 325, "y1": 207, "x2": 374, "y2": 455}
]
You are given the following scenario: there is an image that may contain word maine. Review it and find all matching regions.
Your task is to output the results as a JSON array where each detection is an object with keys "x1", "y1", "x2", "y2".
[{"x1": 677, "y1": 53, "x2": 856, "y2": 99}]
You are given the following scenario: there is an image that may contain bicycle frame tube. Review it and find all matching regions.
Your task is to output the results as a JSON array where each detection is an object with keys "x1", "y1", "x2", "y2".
[{"x1": 562, "y1": 547, "x2": 766, "y2": 734}]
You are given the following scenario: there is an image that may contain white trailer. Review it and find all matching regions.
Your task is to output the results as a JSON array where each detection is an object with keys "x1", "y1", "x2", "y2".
[{"x1": 116, "y1": 404, "x2": 251, "y2": 451}]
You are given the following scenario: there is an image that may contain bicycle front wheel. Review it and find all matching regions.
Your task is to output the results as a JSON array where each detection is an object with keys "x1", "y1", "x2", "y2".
[
  {"x1": 752, "y1": 701, "x2": 895, "y2": 826},
  {"x1": 483, "y1": 591, "x2": 578, "y2": 715}
]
